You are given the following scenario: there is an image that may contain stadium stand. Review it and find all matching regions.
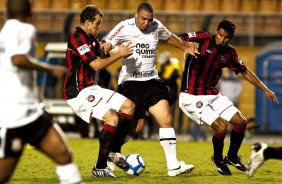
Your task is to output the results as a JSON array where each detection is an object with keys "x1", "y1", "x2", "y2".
[
  {"x1": 163, "y1": 0, "x2": 181, "y2": 11},
  {"x1": 220, "y1": 0, "x2": 240, "y2": 12},
  {"x1": 182, "y1": 0, "x2": 201, "y2": 12},
  {"x1": 125, "y1": 0, "x2": 144, "y2": 10},
  {"x1": 87, "y1": 0, "x2": 106, "y2": 9},
  {"x1": 240, "y1": 0, "x2": 258, "y2": 12},
  {"x1": 50, "y1": 0, "x2": 69, "y2": 9},
  {"x1": 106, "y1": 0, "x2": 125, "y2": 9},
  {"x1": 258, "y1": 0, "x2": 279, "y2": 13},
  {"x1": 201, "y1": 0, "x2": 219, "y2": 12},
  {"x1": 0, "y1": 0, "x2": 281, "y2": 45},
  {"x1": 32, "y1": 0, "x2": 50, "y2": 9},
  {"x1": 146, "y1": 0, "x2": 162, "y2": 10}
]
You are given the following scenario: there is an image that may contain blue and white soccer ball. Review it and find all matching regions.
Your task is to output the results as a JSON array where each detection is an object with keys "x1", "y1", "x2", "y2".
[{"x1": 125, "y1": 153, "x2": 145, "y2": 176}]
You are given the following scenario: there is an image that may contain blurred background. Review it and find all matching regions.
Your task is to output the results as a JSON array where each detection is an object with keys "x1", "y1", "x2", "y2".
[{"x1": 0, "y1": 0, "x2": 281, "y2": 138}]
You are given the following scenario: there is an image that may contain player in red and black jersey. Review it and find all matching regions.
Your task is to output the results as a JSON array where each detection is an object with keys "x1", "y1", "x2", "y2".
[
  {"x1": 64, "y1": 5, "x2": 135, "y2": 177},
  {"x1": 179, "y1": 20, "x2": 279, "y2": 175}
]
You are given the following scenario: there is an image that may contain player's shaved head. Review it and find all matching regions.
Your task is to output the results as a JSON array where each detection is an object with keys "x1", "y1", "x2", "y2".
[
  {"x1": 6, "y1": 0, "x2": 32, "y2": 19},
  {"x1": 137, "y1": 2, "x2": 154, "y2": 13}
]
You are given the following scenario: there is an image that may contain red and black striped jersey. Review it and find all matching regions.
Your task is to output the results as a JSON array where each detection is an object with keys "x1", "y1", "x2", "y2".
[
  {"x1": 64, "y1": 27, "x2": 100, "y2": 100},
  {"x1": 180, "y1": 31, "x2": 246, "y2": 95}
]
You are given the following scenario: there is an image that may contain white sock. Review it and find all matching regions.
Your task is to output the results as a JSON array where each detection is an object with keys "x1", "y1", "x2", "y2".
[
  {"x1": 159, "y1": 128, "x2": 179, "y2": 170},
  {"x1": 56, "y1": 163, "x2": 83, "y2": 184}
]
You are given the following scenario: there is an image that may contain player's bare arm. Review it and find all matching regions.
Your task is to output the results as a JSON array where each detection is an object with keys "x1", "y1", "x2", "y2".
[
  {"x1": 167, "y1": 33, "x2": 200, "y2": 58},
  {"x1": 11, "y1": 54, "x2": 66, "y2": 78},
  {"x1": 241, "y1": 68, "x2": 279, "y2": 103},
  {"x1": 89, "y1": 44, "x2": 133, "y2": 71}
]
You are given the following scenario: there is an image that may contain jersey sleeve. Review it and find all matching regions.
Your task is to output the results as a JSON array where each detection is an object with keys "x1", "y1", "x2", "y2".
[
  {"x1": 16, "y1": 24, "x2": 36, "y2": 55},
  {"x1": 103, "y1": 21, "x2": 125, "y2": 46},
  {"x1": 181, "y1": 31, "x2": 210, "y2": 42},
  {"x1": 227, "y1": 48, "x2": 247, "y2": 74},
  {"x1": 155, "y1": 19, "x2": 171, "y2": 40}
]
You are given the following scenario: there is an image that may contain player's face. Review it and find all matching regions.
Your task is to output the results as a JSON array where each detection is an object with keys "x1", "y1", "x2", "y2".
[
  {"x1": 135, "y1": 10, "x2": 154, "y2": 32},
  {"x1": 215, "y1": 28, "x2": 232, "y2": 46},
  {"x1": 88, "y1": 14, "x2": 102, "y2": 37}
]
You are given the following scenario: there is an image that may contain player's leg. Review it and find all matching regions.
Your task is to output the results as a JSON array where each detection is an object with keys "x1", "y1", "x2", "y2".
[
  {"x1": 179, "y1": 93, "x2": 230, "y2": 175},
  {"x1": 210, "y1": 119, "x2": 231, "y2": 175},
  {"x1": 0, "y1": 126, "x2": 26, "y2": 183},
  {"x1": 0, "y1": 157, "x2": 19, "y2": 183},
  {"x1": 34, "y1": 118, "x2": 83, "y2": 184},
  {"x1": 224, "y1": 111, "x2": 247, "y2": 172},
  {"x1": 110, "y1": 98, "x2": 135, "y2": 153},
  {"x1": 92, "y1": 109, "x2": 119, "y2": 177},
  {"x1": 107, "y1": 93, "x2": 135, "y2": 171},
  {"x1": 246, "y1": 142, "x2": 268, "y2": 177},
  {"x1": 211, "y1": 94, "x2": 247, "y2": 172},
  {"x1": 149, "y1": 99, "x2": 194, "y2": 176}
]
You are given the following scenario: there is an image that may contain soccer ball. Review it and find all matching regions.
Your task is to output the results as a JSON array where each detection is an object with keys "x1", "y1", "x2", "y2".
[{"x1": 125, "y1": 153, "x2": 145, "y2": 176}]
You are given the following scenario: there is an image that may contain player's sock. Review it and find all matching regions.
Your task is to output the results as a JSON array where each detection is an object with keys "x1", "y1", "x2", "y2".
[
  {"x1": 56, "y1": 163, "x2": 83, "y2": 184},
  {"x1": 212, "y1": 133, "x2": 226, "y2": 160},
  {"x1": 96, "y1": 124, "x2": 117, "y2": 169},
  {"x1": 227, "y1": 125, "x2": 246, "y2": 158},
  {"x1": 264, "y1": 147, "x2": 282, "y2": 160},
  {"x1": 110, "y1": 114, "x2": 133, "y2": 153},
  {"x1": 159, "y1": 127, "x2": 179, "y2": 170}
]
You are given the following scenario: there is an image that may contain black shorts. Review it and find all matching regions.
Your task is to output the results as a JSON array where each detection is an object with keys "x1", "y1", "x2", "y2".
[
  {"x1": 122, "y1": 79, "x2": 172, "y2": 119},
  {"x1": 0, "y1": 114, "x2": 53, "y2": 158}
]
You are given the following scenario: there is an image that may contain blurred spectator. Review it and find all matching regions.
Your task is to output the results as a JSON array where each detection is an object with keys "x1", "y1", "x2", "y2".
[
  {"x1": 157, "y1": 51, "x2": 180, "y2": 108},
  {"x1": 217, "y1": 70, "x2": 242, "y2": 107}
]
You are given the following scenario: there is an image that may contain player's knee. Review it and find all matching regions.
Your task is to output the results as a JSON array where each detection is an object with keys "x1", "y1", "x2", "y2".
[
  {"x1": 216, "y1": 125, "x2": 227, "y2": 135},
  {"x1": 103, "y1": 110, "x2": 120, "y2": 127},
  {"x1": 123, "y1": 99, "x2": 135, "y2": 115},
  {"x1": 55, "y1": 147, "x2": 73, "y2": 165}
]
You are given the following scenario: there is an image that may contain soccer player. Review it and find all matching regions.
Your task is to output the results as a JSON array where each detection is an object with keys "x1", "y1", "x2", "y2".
[
  {"x1": 63, "y1": 5, "x2": 135, "y2": 177},
  {"x1": 0, "y1": 0, "x2": 83, "y2": 183},
  {"x1": 247, "y1": 142, "x2": 282, "y2": 178},
  {"x1": 178, "y1": 19, "x2": 279, "y2": 175},
  {"x1": 102, "y1": 2, "x2": 199, "y2": 176}
]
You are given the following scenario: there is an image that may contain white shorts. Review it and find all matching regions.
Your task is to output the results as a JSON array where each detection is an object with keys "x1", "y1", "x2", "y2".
[
  {"x1": 67, "y1": 85, "x2": 127, "y2": 123},
  {"x1": 179, "y1": 92, "x2": 238, "y2": 126}
]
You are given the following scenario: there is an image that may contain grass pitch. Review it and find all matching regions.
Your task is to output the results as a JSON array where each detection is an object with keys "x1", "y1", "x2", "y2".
[{"x1": 9, "y1": 138, "x2": 282, "y2": 184}]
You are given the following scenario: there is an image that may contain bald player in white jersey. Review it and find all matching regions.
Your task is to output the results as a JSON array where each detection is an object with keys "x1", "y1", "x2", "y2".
[
  {"x1": 102, "y1": 2, "x2": 199, "y2": 177},
  {"x1": 0, "y1": 0, "x2": 82, "y2": 183}
]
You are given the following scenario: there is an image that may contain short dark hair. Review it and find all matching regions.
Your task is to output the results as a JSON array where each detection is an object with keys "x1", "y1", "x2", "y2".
[
  {"x1": 137, "y1": 2, "x2": 154, "y2": 13},
  {"x1": 217, "y1": 20, "x2": 236, "y2": 37},
  {"x1": 7, "y1": 0, "x2": 31, "y2": 19},
  {"x1": 80, "y1": 5, "x2": 103, "y2": 23}
]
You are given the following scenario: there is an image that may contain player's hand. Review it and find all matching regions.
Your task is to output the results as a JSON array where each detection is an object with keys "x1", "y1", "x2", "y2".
[
  {"x1": 50, "y1": 65, "x2": 66, "y2": 78},
  {"x1": 265, "y1": 89, "x2": 279, "y2": 104},
  {"x1": 118, "y1": 42, "x2": 134, "y2": 58},
  {"x1": 100, "y1": 42, "x2": 113, "y2": 55},
  {"x1": 184, "y1": 42, "x2": 200, "y2": 58}
]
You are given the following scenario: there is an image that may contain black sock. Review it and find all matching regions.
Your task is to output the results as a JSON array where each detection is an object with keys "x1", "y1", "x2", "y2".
[
  {"x1": 110, "y1": 116, "x2": 132, "y2": 153},
  {"x1": 95, "y1": 125, "x2": 116, "y2": 169},
  {"x1": 227, "y1": 130, "x2": 245, "y2": 158},
  {"x1": 264, "y1": 147, "x2": 282, "y2": 160},
  {"x1": 212, "y1": 135, "x2": 224, "y2": 161}
]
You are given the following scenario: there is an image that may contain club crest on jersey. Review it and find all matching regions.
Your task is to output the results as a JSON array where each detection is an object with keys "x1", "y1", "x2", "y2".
[
  {"x1": 151, "y1": 31, "x2": 158, "y2": 40},
  {"x1": 78, "y1": 44, "x2": 90, "y2": 55},
  {"x1": 87, "y1": 95, "x2": 95, "y2": 102},
  {"x1": 196, "y1": 101, "x2": 203, "y2": 108},
  {"x1": 220, "y1": 55, "x2": 226, "y2": 63}
]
